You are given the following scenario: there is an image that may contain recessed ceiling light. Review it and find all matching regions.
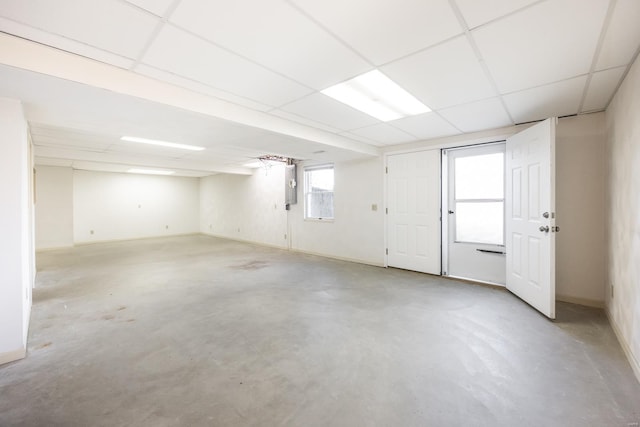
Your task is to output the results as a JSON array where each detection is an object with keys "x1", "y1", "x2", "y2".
[
  {"x1": 127, "y1": 168, "x2": 175, "y2": 175},
  {"x1": 321, "y1": 70, "x2": 430, "y2": 122},
  {"x1": 121, "y1": 136, "x2": 205, "y2": 151}
]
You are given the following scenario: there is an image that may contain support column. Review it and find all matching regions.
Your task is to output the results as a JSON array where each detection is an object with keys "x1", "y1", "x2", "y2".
[{"x1": 0, "y1": 98, "x2": 34, "y2": 365}]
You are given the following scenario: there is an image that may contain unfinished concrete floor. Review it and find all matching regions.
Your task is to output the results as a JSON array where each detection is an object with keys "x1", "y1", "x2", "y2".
[{"x1": 1, "y1": 235, "x2": 638, "y2": 426}]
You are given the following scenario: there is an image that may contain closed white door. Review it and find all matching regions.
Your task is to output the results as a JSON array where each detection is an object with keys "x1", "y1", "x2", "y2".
[
  {"x1": 506, "y1": 118, "x2": 556, "y2": 319},
  {"x1": 387, "y1": 150, "x2": 440, "y2": 275}
]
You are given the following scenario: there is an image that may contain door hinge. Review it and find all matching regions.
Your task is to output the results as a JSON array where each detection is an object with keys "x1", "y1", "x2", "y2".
[{"x1": 386, "y1": 248, "x2": 388, "y2": 255}]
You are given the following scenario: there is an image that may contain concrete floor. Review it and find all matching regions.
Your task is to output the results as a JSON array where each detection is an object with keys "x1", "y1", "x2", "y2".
[{"x1": 0, "y1": 235, "x2": 638, "y2": 427}]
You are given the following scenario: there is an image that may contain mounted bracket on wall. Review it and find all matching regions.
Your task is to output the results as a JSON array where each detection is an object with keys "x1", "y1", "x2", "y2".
[{"x1": 285, "y1": 158, "x2": 297, "y2": 210}]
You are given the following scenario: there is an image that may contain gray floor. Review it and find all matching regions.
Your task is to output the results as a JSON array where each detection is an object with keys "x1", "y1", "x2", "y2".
[{"x1": 1, "y1": 235, "x2": 638, "y2": 427}]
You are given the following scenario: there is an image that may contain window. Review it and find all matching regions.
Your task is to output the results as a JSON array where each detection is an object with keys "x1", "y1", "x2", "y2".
[
  {"x1": 304, "y1": 165, "x2": 334, "y2": 220},
  {"x1": 454, "y1": 151, "x2": 504, "y2": 245}
]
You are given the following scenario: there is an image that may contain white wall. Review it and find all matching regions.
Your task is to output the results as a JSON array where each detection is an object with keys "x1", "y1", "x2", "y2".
[
  {"x1": 289, "y1": 157, "x2": 384, "y2": 265},
  {"x1": 0, "y1": 98, "x2": 34, "y2": 365},
  {"x1": 555, "y1": 114, "x2": 607, "y2": 306},
  {"x1": 200, "y1": 166, "x2": 288, "y2": 248},
  {"x1": 605, "y1": 53, "x2": 640, "y2": 380},
  {"x1": 35, "y1": 165, "x2": 74, "y2": 250},
  {"x1": 199, "y1": 158, "x2": 385, "y2": 265},
  {"x1": 73, "y1": 170, "x2": 199, "y2": 243}
]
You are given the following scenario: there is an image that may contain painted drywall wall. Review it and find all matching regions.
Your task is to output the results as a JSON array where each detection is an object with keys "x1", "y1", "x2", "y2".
[
  {"x1": 605, "y1": 53, "x2": 640, "y2": 380},
  {"x1": 35, "y1": 165, "x2": 74, "y2": 250},
  {"x1": 199, "y1": 158, "x2": 384, "y2": 265},
  {"x1": 200, "y1": 166, "x2": 288, "y2": 249},
  {"x1": 73, "y1": 170, "x2": 199, "y2": 243},
  {"x1": 0, "y1": 98, "x2": 34, "y2": 365},
  {"x1": 555, "y1": 114, "x2": 607, "y2": 306},
  {"x1": 289, "y1": 157, "x2": 385, "y2": 265}
]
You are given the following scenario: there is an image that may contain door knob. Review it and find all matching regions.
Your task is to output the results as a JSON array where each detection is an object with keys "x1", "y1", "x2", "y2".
[{"x1": 539, "y1": 225, "x2": 550, "y2": 232}]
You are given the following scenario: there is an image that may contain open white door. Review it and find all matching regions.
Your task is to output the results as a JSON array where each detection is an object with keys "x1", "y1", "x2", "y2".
[
  {"x1": 505, "y1": 118, "x2": 556, "y2": 319},
  {"x1": 387, "y1": 150, "x2": 440, "y2": 275}
]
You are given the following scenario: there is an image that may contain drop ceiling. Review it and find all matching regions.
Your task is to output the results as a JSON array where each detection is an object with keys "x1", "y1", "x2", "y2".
[{"x1": 0, "y1": 0, "x2": 638, "y2": 176}]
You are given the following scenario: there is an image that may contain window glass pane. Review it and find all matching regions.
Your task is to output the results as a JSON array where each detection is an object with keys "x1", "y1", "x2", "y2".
[
  {"x1": 307, "y1": 192, "x2": 334, "y2": 218},
  {"x1": 308, "y1": 168, "x2": 334, "y2": 191},
  {"x1": 455, "y1": 202, "x2": 504, "y2": 245},
  {"x1": 455, "y1": 153, "x2": 504, "y2": 199},
  {"x1": 305, "y1": 166, "x2": 334, "y2": 219}
]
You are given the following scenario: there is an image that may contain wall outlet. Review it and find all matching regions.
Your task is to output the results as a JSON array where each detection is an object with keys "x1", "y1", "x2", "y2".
[
  {"x1": 165, "y1": 225, "x2": 169, "y2": 229},
  {"x1": 371, "y1": 204, "x2": 378, "y2": 211},
  {"x1": 90, "y1": 230, "x2": 94, "y2": 235}
]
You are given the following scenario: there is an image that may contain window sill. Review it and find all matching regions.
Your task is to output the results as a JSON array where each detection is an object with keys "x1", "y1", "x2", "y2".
[{"x1": 304, "y1": 217, "x2": 335, "y2": 223}]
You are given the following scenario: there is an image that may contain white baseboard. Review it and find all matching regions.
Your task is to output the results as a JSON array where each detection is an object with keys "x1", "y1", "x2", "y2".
[
  {"x1": 0, "y1": 347, "x2": 26, "y2": 366},
  {"x1": 200, "y1": 232, "x2": 384, "y2": 268},
  {"x1": 73, "y1": 232, "x2": 200, "y2": 246},
  {"x1": 289, "y1": 247, "x2": 385, "y2": 268},
  {"x1": 605, "y1": 307, "x2": 640, "y2": 384},
  {"x1": 556, "y1": 293, "x2": 605, "y2": 308}
]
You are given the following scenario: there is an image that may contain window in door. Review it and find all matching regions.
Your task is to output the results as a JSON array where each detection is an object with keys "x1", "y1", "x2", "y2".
[
  {"x1": 444, "y1": 142, "x2": 506, "y2": 285},
  {"x1": 454, "y1": 152, "x2": 504, "y2": 245}
]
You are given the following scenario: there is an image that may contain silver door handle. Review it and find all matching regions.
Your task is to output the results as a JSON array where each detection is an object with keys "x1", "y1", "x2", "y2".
[{"x1": 539, "y1": 225, "x2": 549, "y2": 232}]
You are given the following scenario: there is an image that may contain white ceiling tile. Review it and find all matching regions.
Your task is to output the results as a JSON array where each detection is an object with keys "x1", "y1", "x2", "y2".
[
  {"x1": 280, "y1": 93, "x2": 379, "y2": 131},
  {"x1": 382, "y1": 36, "x2": 495, "y2": 110},
  {"x1": 472, "y1": 0, "x2": 609, "y2": 93},
  {"x1": 134, "y1": 64, "x2": 273, "y2": 112},
  {"x1": 582, "y1": 67, "x2": 626, "y2": 112},
  {"x1": 389, "y1": 112, "x2": 461, "y2": 140},
  {"x1": 268, "y1": 109, "x2": 343, "y2": 133},
  {"x1": 288, "y1": 0, "x2": 462, "y2": 65},
  {"x1": 338, "y1": 131, "x2": 379, "y2": 146},
  {"x1": 503, "y1": 76, "x2": 587, "y2": 123},
  {"x1": 141, "y1": 25, "x2": 313, "y2": 107},
  {"x1": 0, "y1": 17, "x2": 135, "y2": 69},
  {"x1": 595, "y1": 0, "x2": 640, "y2": 70},
  {"x1": 439, "y1": 97, "x2": 512, "y2": 132},
  {"x1": 124, "y1": 0, "x2": 175, "y2": 16},
  {"x1": 349, "y1": 123, "x2": 416, "y2": 145},
  {"x1": 0, "y1": 0, "x2": 159, "y2": 59},
  {"x1": 170, "y1": 0, "x2": 371, "y2": 89},
  {"x1": 454, "y1": 0, "x2": 540, "y2": 29}
]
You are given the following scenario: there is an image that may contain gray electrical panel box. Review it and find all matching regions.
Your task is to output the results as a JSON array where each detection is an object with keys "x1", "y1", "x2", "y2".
[{"x1": 285, "y1": 164, "x2": 297, "y2": 209}]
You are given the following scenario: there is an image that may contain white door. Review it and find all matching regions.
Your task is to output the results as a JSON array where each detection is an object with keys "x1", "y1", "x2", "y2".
[
  {"x1": 445, "y1": 143, "x2": 506, "y2": 285},
  {"x1": 387, "y1": 150, "x2": 440, "y2": 274},
  {"x1": 506, "y1": 118, "x2": 556, "y2": 318}
]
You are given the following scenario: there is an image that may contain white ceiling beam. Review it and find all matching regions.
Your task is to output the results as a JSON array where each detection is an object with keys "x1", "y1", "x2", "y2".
[{"x1": 0, "y1": 33, "x2": 379, "y2": 158}]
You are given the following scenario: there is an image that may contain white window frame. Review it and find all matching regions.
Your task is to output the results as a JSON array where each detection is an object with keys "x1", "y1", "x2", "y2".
[{"x1": 304, "y1": 164, "x2": 334, "y2": 221}]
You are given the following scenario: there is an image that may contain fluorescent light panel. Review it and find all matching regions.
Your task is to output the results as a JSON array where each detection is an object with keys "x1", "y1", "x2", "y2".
[
  {"x1": 243, "y1": 161, "x2": 263, "y2": 168},
  {"x1": 321, "y1": 70, "x2": 430, "y2": 121},
  {"x1": 128, "y1": 168, "x2": 175, "y2": 175},
  {"x1": 121, "y1": 136, "x2": 205, "y2": 151}
]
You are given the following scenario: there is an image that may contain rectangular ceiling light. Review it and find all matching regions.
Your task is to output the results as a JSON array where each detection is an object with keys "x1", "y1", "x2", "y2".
[
  {"x1": 321, "y1": 70, "x2": 430, "y2": 122},
  {"x1": 121, "y1": 136, "x2": 205, "y2": 151},
  {"x1": 127, "y1": 168, "x2": 175, "y2": 175}
]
